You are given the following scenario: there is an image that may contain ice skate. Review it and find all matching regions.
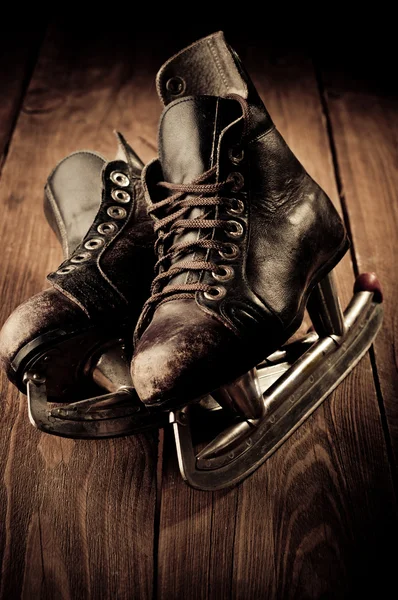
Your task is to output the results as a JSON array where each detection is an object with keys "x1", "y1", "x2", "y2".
[
  {"x1": 0, "y1": 133, "x2": 167, "y2": 438},
  {"x1": 130, "y1": 32, "x2": 384, "y2": 489},
  {"x1": 171, "y1": 271, "x2": 383, "y2": 489}
]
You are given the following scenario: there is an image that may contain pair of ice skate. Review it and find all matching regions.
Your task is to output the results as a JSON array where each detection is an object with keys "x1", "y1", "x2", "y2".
[{"x1": 0, "y1": 33, "x2": 383, "y2": 490}]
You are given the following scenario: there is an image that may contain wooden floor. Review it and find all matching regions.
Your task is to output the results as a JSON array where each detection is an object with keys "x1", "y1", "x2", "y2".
[{"x1": 0, "y1": 25, "x2": 397, "y2": 599}]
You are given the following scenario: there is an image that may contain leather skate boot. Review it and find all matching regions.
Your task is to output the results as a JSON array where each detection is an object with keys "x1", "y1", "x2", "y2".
[
  {"x1": 131, "y1": 32, "x2": 351, "y2": 411},
  {"x1": 0, "y1": 132, "x2": 164, "y2": 438}
]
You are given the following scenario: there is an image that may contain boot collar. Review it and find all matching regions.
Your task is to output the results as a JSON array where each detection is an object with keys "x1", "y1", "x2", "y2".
[{"x1": 156, "y1": 31, "x2": 272, "y2": 140}]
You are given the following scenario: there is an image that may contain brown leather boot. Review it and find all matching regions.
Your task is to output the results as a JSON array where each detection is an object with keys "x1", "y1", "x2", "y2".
[
  {"x1": 0, "y1": 133, "x2": 154, "y2": 412},
  {"x1": 131, "y1": 32, "x2": 349, "y2": 410}
]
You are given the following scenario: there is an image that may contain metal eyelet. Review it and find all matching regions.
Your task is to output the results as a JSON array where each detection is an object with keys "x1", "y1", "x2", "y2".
[
  {"x1": 226, "y1": 198, "x2": 245, "y2": 216},
  {"x1": 110, "y1": 171, "x2": 130, "y2": 187},
  {"x1": 84, "y1": 238, "x2": 105, "y2": 250},
  {"x1": 56, "y1": 265, "x2": 76, "y2": 275},
  {"x1": 97, "y1": 222, "x2": 117, "y2": 235},
  {"x1": 166, "y1": 76, "x2": 186, "y2": 96},
  {"x1": 107, "y1": 206, "x2": 127, "y2": 219},
  {"x1": 229, "y1": 146, "x2": 245, "y2": 164},
  {"x1": 212, "y1": 266, "x2": 234, "y2": 282},
  {"x1": 229, "y1": 171, "x2": 245, "y2": 192},
  {"x1": 111, "y1": 189, "x2": 130, "y2": 203},
  {"x1": 219, "y1": 243, "x2": 240, "y2": 260},
  {"x1": 204, "y1": 286, "x2": 226, "y2": 301},
  {"x1": 226, "y1": 220, "x2": 244, "y2": 238},
  {"x1": 71, "y1": 252, "x2": 91, "y2": 264}
]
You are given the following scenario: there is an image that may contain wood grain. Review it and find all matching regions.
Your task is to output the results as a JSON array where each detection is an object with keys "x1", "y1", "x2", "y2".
[
  {"x1": 0, "y1": 30, "x2": 45, "y2": 171},
  {"x1": 0, "y1": 26, "x2": 161, "y2": 599},
  {"x1": 156, "y1": 37, "x2": 398, "y2": 599},
  {"x1": 322, "y1": 68, "x2": 398, "y2": 463},
  {"x1": 231, "y1": 41, "x2": 397, "y2": 600},
  {"x1": 1, "y1": 28, "x2": 397, "y2": 600}
]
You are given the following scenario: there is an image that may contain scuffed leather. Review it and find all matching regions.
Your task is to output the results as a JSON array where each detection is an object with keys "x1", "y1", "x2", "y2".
[
  {"x1": 0, "y1": 289, "x2": 89, "y2": 381},
  {"x1": 157, "y1": 31, "x2": 273, "y2": 139},
  {"x1": 132, "y1": 32, "x2": 349, "y2": 408},
  {"x1": 47, "y1": 159, "x2": 154, "y2": 316},
  {"x1": 47, "y1": 132, "x2": 155, "y2": 318},
  {"x1": 0, "y1": 134, "x2": 155, "y2": 386},
  {"x1": 131, "y1": 299, "x2": 277, "y2": 408},
  {"x1": 157, "y1": 32, "x2": 248, "y2": 104}
]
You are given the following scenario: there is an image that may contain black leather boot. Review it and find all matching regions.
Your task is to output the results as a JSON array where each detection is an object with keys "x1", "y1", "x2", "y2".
[
  {"x1": 0, "y1": 133, "x2": 156, "y2": 435},
  {"x1": 131, "y1": 32, "x2": 349, "y2": 410}
]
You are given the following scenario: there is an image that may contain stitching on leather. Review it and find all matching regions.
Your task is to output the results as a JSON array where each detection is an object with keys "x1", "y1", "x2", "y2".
[
  {"x1": 194, "y1": 293, "x2": 238, "y2": 335},
  {"x1": 218, "y1": 300, "x2": 243, "y2": 335},
  {"x1": 47, "y1": 150, "x2": 106, "y2": 182},
  {"x1": 186, "y1": 99, "x2": 220, "y2": 287},
  {"x1": 210, "y1": 97, "x2": 220, "y2": 166},
  {"x1": 207, "y1": 38, "x2": 230, "y2": 92},
  {"x1": 44, "y1": 183, "x2": 69, "y2": 257},
  {"x1": 156, "y1": 37, "x2": 211, "y2": 101},
  {"x1": 223, "y1": 301, "x2": 273, "y2": 333},
  {"x1": 200, "y1": 98, "x2": 222, "y2": 286},
  {"x1": 159, "y1": 96, "x2": 202, "y2": 132},
  {"x1": 284, "y1": 233, "x2": 349, "y2": 332},
  {"x1": 52, "y1": 283, "x2": 90, "y2": 317},
  {"x1": 126, "y1": 181, "x2": 154, "y2": 249},
  {"x1": 240, "y1": 163, "x2": 284, "y2": 325},
  {"x1": 247, "y1": 125, "x2": 276, "y2": 146}
]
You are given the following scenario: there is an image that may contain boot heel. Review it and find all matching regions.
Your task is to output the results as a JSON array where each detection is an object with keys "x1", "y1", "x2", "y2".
[{"x1": 307, "y1": 271, "x2": 345, "y2": 337}]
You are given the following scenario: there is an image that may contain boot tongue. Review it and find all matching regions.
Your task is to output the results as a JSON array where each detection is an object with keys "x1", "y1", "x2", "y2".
[
  {"x1": 157, "y1": 95, "x2": 242, "y2": 288},
  {"x1": 159, "y1": 95, "x2": 241, "y2": 183},
  {"x1": 114, "y1": 131, "x2": 144, "y2": 177}
]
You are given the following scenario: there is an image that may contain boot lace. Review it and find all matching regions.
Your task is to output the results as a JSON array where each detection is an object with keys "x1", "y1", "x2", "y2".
[
  {"x1": 143, "y1": 166, "x2": 243, "y2": 310},
  {"x1": 143, "y1": 93, "x2": 249, "y2": 313}
]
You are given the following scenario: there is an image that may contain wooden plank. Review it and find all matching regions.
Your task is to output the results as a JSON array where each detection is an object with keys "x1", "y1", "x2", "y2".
[
  {"x1": 321, "y1": 64, "x2": 398, "y2": 463},
  {"x1": 0, "y1": 30, "x2": 45, "y2": 170},
  {"x1": 156, "y1": 37, "x2": 398, "y2": 599},
  {"x1": 0, "y1": 27, "x2": 161, "y2": 599}
]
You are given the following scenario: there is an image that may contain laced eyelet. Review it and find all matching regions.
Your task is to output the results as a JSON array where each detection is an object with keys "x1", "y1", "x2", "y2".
[
  {"x1": 107, "y1": 206, "x2": 127, "y2": 219},
  {"x1": 229, "y1": 146, "x2": 245, "y2": 165},
  {"x1": 110, "y1": 171, "x2": 129, "y2": 187},
  {"x1": 219, "y1": 243, "x2": 240, "y2": 260},
  {"x1": 166, "y1": 76, "x2": 186, "y2": 96},
  {"x1": 226, "y1": 198, "x2": 245, "y2": 216},
  {"x1": 229, "y1": 171, "x2": 245, "y2": 192},
  {"x1": 226, "y1": 220, "x2": 244, "y2": 238},
  {"x1": 97, "y1": 222, "x2": 117, "y2": 235},
  {"x1": 56, "y1": 265, "x2": 76, "y2": 275},
  {"x1": 111, "y1": 189, "x2": 130, "y2": 203},
  {"x1": 84, "y1": 238, "x2": 105, "y2": 250},
  {"x1": 212, "y1": 266, "x2": 234, "y2": 282},
  {"x1": 204, "y1": 286, "x2": 226, "y2": 301},
  {"x1": 71, "y1": 252, "x2": 91, "y2": 264}
]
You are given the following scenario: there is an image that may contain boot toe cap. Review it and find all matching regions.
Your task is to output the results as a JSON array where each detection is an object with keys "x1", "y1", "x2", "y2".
[
  {"x1": 0, "y1": 288, "x2": 87, "y2": 384},
  {"x1": 131, "y1": 300, "x2": 246, "y2": 408}
]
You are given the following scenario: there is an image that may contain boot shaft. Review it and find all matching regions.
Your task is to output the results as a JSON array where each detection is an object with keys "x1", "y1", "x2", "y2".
[
  {"x1": 142, "y1": 32, "x2": 348, "y2": 331},
  {"x1": 47, "y1": 133, "x2": 155, "y2": 320}
]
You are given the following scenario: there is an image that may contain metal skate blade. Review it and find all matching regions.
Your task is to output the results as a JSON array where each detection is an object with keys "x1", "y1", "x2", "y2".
[
  {"x1": 49, "y1": 390, "x2": 138, "y2": 420},
  {"x1": 25, "y1": 338, "x2": 166, "y2": 439},
  {"x1": 172, "y1": 286, "x2": 383, "y2": 491}
]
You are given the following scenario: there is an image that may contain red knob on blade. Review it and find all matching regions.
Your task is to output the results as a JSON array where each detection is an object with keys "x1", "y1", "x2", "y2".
[{"x1": 354, "y1": 273, "x2": 383, "y2": 302}]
